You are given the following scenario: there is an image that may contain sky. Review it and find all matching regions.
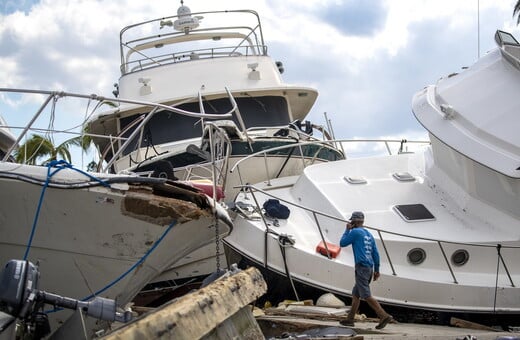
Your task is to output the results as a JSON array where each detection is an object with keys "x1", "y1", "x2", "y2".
[{"x1": 1, "y1": 0, "x2": 519, "y2": 162}]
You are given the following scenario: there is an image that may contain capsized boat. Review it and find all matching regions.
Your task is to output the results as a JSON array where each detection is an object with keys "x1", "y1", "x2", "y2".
[
  {"x1": 224, "y1": 30, "x2": 520, "y2": 316},
  {"x1": 86, "y1": 2, "x2": 344, "y2": 285},
  {"x1": 0, "y1": 88, "x2": 232, "y2": 335}
]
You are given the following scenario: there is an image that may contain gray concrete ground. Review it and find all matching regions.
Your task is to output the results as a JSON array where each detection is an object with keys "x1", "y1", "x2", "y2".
[
  {"x1": 351, "y1": 319, "x2": 518, "y2": 340},
  {"x1": 257, "y1": 315, "x2": 520, "y2": 340}
]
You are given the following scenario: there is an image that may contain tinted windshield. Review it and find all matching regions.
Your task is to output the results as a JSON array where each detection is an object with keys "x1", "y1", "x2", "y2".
[{"x1": 119, "y1": 95, "x2": 290, "y2": 155}]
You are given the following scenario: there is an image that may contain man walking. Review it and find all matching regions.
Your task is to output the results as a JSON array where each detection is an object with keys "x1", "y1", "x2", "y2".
[{"x1": 339, "y1": 211, "x2": 393, "y2": 329}]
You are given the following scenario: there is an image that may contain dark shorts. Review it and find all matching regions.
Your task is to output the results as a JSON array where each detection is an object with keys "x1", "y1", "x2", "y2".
[{"x1": 352, "y1": 264, "x2": 373, "y2": 299}]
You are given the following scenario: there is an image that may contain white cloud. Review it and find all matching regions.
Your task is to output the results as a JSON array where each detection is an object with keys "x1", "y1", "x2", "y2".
[
  {"x1": 0, "y1": 57, "x2": 22, "y2": 87},
  {"x1": 1, "y1": 0, "x2": 519, "y2": 144}
]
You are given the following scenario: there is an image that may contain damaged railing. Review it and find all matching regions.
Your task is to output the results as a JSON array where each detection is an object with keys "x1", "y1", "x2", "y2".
[
  {"x1": 237, "y1": 184, "x2": 519, "y2": 311},
  {"x1": 101, "y1": 87, "x2": 237, "y2": 173},
  {"x1": 0, "y1": 88, "x2": 235, "y2": 173}
]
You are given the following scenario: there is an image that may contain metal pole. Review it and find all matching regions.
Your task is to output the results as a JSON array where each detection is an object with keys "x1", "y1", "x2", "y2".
[
  {"x1": 377, "y1": 230, "x2": 396, "y2": 275},
  {"x1": 263, "y1": 152, "x2": 271, "y2": 186},
  {"x1": 313, "y1": 212, "x2": 331, "y2": 259},
  {"x1": 438, "y1": 242, "x2": 458, "y2": 284},
  {"x1": 2, "y1": 94, "x2": 54, "y2": 162},
  {"x1": 477, "y1": 0, "x2": 480, "y2": 59},
  {"x1": 248, "y1": 187, "x2": 270, "y2": 268},
  {"x1": 494, "y1": 244, "x2": 501, "y2": 312},
  {"x1": 498, "y1": 246, "x2": 515, "y2": 287}
]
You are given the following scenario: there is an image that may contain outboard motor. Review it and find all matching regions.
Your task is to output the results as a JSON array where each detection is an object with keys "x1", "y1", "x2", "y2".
[{"x1": 0, "y1": 259, "x2": 131, "y2": 339}]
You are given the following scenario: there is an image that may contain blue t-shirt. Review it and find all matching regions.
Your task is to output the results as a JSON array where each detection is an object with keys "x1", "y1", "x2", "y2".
[{"x1": 340, "y1": 227, "x2": 380, "y2": 272}]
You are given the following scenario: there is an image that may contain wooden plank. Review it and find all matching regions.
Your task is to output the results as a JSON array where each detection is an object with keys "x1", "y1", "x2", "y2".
[
  {"x1": 450, "y1": 317, "x2": 499, "y2": 332},
  {"x1": 102, "y1": 267, "x2": 267, "y2": 339}
]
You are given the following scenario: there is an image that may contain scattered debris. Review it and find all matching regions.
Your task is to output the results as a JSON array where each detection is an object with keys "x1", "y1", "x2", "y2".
[
  {"x1": 265, "y1": 326, "x2": 358, "y2": 340},
  {"x1": 450, "y1": 317, "x2": 500, "y2": 332},
  {"x1": 316, "y1": 292, "x2": 346, "y2": 308},
  {"x1": 102, "y1": 267, "x2": 266, "y2": 339}
]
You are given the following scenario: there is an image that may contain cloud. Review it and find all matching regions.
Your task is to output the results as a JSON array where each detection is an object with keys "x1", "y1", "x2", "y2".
[
  {"x1": 0, "y1": 0, "x2": 38, "y2": 15},
  {"x1": 318, "y1": 0, "x2": 387, "y2": 37},
  {"x1": 1, "y1": 0, "x2": 519, "y2": 144},
  {"x1": 263, "y1": 0, "x2": 520, "y2": 140}
]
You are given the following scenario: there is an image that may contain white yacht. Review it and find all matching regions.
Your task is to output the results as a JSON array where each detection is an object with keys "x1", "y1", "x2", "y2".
[
  {"x1": 0, "y1": 89, "x2": 232, "y2": 335},
  {"x1": 86, "y1": 2, "x2": 344, "y2": 285},
  {"x1": 224, "y1": 30, "x2": 520, "y2": 315},
  {"x1": 87, "y1": 3, "x2": 343, "y2": 196}
]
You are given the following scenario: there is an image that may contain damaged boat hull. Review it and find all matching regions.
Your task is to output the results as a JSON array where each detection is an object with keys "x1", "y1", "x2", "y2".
[{"x1": 0, "y1": 162, "x2": 231, "y2": 334}]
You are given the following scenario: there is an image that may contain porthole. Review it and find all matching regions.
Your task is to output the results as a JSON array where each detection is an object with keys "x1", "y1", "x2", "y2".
[
  {"x1": 451, "y1": 249, "x2": 469, "y2": 266},
  {"x1": 407, "y1": 248, "x2": 426, "y2": 265}
]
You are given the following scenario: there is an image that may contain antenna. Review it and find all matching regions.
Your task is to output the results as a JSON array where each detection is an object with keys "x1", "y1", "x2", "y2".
[{"x1": 477, "y1": 0, "x2": 480, "y2": 59}]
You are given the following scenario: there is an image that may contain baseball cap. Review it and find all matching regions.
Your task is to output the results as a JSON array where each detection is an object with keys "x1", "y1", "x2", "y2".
[{"x1": 350, "y1": 211, "x2": 364, "y2": 221}]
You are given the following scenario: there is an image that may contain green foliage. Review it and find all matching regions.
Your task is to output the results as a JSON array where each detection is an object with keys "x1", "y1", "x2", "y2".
[
  {"x1": 15, "y1": 132, "x2": 93, "y2": 166},
  {"x1": 515, "y1": 1, "x2": 520, "y2": 24}
]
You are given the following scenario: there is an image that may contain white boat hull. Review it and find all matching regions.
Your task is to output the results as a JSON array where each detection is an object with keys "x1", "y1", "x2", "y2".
[
  {"x1": 149, "y1": 142, "x2": 341, "y2": 284},
  {"x1": 224, "y1": 149, "x2": 520, "y2": 313}
]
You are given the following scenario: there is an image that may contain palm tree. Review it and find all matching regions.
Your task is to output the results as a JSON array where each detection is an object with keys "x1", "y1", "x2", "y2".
[
  {"x1": 514, "y1": 1, "x2": 520, "y2": 24},
  {"x1": 15, "y1": 132, "x2": 92, "y2": 166},
  {"x1": 14, "y1": 99, "x2": 114, "y2": 167}
]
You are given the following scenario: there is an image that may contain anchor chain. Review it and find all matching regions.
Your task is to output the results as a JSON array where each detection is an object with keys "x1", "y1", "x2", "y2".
[{"x1": 214, "y1": 213, "x2": 221, "y2": 273}]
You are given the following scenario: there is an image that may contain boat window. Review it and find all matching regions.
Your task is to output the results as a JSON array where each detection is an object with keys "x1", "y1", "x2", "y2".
[
  {"x1": 407, "y1": 248, "x2": 426, "y2": 265},
  {"x1": 451, "y1": 249, "x2": 469, "y2": 266},
  {"x1": 495, "y1": 30, "x2": 519, "y2": 47},
  {"x1": 393, "y1": 204, "x2": 435, "y2": 222},
  {"x1": 119, "y1": 95, "x2": 290, "y2": 155}
]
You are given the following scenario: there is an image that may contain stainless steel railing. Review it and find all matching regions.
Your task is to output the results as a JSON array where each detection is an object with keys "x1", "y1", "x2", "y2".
[
  {"x1": 0, "y1": 88, "x2": 234, "y2": 168},
  {"x1": 230, "y1": 138, "x2": 430, "y2": 187}
]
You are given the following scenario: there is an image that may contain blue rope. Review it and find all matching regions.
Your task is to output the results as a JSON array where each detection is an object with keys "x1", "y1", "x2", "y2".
[
  {"x1": 25, "y1": 159, "x2": 179, "y2": 311},
  {"x1": 47, "y1": 159, "x2": 111, "y2": 187},
  {"x1": 81, "y1": 219, "x2": 177, "y2": 301},
  {"x1": 23, "y1": 160, "x2": 110, "y2": 260},
  {"x1": 27, "y1": 159, "x2": 178, "y2": 311},
  {"x1": 45, "y1": 219, "x2": 177, "y2": 313}
]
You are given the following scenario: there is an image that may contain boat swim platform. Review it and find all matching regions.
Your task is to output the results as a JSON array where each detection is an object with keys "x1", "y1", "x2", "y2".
[{"x1": 102, "y1": 267, "x2": 267, "y2": 340}]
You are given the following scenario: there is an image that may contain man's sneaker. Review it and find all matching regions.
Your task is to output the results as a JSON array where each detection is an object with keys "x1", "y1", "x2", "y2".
[
  {"x1": 375, "y1": 315, "x2": 393, "y2": 329},
  {"x1": 340, "y1": 319, "x2": 355, "y2": 327}
]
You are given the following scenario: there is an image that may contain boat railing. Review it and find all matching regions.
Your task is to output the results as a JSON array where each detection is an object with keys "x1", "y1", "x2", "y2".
[
  {"x1": 230, "y1": 138, "x2": 430, "y2": 187},
  {"x1": 126, "y1": 44, "x2": 268, "y2": 73},
  {"x1": 0, "y1": 88, "x2": 233, "y2": 171},
  {"x1": 97, "y1": 87, "x2": 240, "y2": 173},
  {"x1": 120, "y1": 9, "x2": 266, "y2": 75},
  {"x1": 101, "y1": 87, "x2": 237, "y2": 172},
  {"x1": 239, "y1": 184, "x2": 519, "y2": 294},
  {"x1": 244, "y1": 124, "x2": 334, "y2": 143},
  {"x1": 174, "y1": 121, "x2": 232, "y2": 191}
]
